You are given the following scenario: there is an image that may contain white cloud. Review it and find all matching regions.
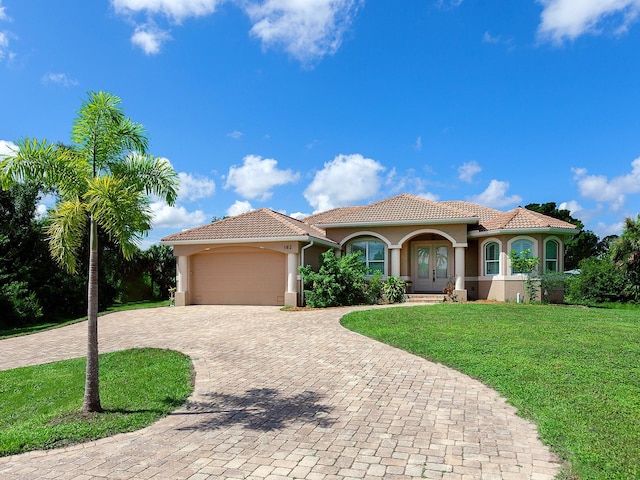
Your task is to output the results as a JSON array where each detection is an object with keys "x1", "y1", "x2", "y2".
[
  {"x1": 416, "y1": 192, "x2": 440, "y2": 201},
  {"x1": 458, "y1": 161, "x2": 481, "y2": 183},
  {"x1": 572, "y1": 157, "x2": 640, "y2": 211},
  {"x1": 0, "y1": 31, "x2": 12, "y2": 62},
  {"x1": 227, "y1": 130, "x2": 243, "y2": 139},
  {"x1": 111, "y1": 0, "x2": 221, "y2": 22},
  {"x1": 558, "y1": 200, "x2": 584, "y2": 217},
  {"x1": 177, "y1": 172, "x2": 215, "y2": 201},
  {"x1": 151, "y1": 201, "x2": 207, "y2": 228},
  {"x1": 483, "y1": 31, "x2": 500, "y2": 44},
  {"x1": 289, "y1": 211, "x2": 309, "y2": 219},
  {"x1": 131, "y1": 22, "x2": 171, "y2": 54},
  {"x1": 537, "y1": 0, "x2": 640, "y2": 42},
  {"x1": 304, "y1": 153, "x2": 385, "y2": 212},
  {"x1": 244, "y1": 0, "x2": 363, "y2": 65},
  {"x1": 414, "y1": 136, "x2": 422, "y2": 151},
  {"x1": 112, "y1": 0, "x2": 361, "y2": 64},
  {"x1": 41, "y1": 73, "x2": 79, "y2": 87},
  {"x1": 467, "y1": 179, "x2": 522, "y2": 208},
  {"x1": 226, "y1": 200, "x2": 253, "y2": 216},
  {"x1": 594, "y1": 219, "x2": 625, "y2": 237},
  {"x1": 0, "y1": 2, "x2": 8, "y2": 22},
  {"x1": 0, "y1": 139, "x2": 17, "y2": 158},
  {"x1": 225, "y1": 154, "x2": 299, "y2": 201}
]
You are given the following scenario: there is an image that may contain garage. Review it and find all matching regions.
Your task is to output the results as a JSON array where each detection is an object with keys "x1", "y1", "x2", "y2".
[{"x1": 190, "y1": 249, "x2": 286, "y2": 306}]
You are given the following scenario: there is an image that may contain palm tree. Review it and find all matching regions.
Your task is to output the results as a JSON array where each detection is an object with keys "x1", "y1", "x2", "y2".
[
  {"x1": 0, "y1": 91, "x2": 178, "y2": 412},
  {"x1": 610, "y1": 215, "x2": 640, "y2": 301}
]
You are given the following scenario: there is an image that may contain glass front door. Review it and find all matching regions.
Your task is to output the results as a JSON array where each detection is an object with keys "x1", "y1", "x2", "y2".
[{"x1": 413, "y1": 242, "x2": 450, "y2": 292}]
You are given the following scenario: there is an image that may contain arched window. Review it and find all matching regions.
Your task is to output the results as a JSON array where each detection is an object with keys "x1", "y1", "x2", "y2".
[
  {"x1": 348, "y1": 239, "x2": 386, "y2": 274},
  {"x1": 510, "y1": 239, "x2": 534, "y2": 274},
  {"x1": 545, "y1": 239, "x2": 559, "y2": 272},
  {"x1": 485, "y1": 241, "x2": 500, "y2": 275}
]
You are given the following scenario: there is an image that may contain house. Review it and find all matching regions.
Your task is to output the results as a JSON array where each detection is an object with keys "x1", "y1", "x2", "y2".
[{"x1": 160, "y1": 193, "x2": 578, "y2": 306}]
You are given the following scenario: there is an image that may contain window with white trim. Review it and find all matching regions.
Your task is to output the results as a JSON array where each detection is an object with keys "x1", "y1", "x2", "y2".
[
  {"x1": 545, "y1": 239, "x2": 559, "y2": 272},
  {"x1": 348, "y1": 239, "x2": 386, "y2": 274},
  {"x1": 485, "y1": 241, "x2": 500, "y2": 275},
  {"x1": 511, "y1": 239, "x2": 534, "y2": 274}
]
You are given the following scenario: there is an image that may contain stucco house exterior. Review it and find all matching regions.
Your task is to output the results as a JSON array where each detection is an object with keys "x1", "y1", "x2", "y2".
[{"x1": 161, "y1": 193, "x2": 578, "y2": 306}]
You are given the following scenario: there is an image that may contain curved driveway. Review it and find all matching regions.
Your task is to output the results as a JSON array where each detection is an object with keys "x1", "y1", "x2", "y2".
[{"x1": 0, "y1": 305, "x2": 560, "y2": 479}]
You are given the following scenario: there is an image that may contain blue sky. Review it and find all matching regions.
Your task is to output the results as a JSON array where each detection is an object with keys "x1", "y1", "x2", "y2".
[{"x1": 2, "y1": 0, "x2": 640, "y2": 248}]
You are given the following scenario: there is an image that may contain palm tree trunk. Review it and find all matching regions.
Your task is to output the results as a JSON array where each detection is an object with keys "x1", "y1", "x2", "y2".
[{"x1": 83, "y1": 215, "x2": 102, "y2": 412}]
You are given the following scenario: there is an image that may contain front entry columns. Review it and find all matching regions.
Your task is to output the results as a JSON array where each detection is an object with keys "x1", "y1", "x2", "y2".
[
  {"x1": 454, "y1": 246, "x2": 467, "y2": 301},
  {"x1": 285, "y1": 252, "x2": 299, "y2": 307},
  {"x1": 390, "y1": 247, "x2": 401, "y2": 277},
  {"x1": 175, "y1": 255, "x2": 189, "y2": 306}
]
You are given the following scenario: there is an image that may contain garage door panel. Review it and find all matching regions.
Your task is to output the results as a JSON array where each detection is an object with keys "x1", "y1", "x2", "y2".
[{"x1": 191, "y1": 251, "x2": 285, "y2": 306}]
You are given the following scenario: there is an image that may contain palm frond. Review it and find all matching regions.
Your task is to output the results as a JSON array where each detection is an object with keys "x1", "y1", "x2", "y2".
[
  {"x1": 85, "y1": 175, "x2": 152, "y2": 260},
  {"x1": 46, "y1": 198, "x2": 88, "y2": 274},
  {"x1": 110, "y1": 154, "x2": 179, "y2": 205},
  {"x1": 72, "y1": 91, "x2": 149, "y2": 174}
]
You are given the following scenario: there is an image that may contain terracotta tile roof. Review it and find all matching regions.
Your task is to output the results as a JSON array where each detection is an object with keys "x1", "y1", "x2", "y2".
[
  {"x1": 481, "y1": 207, "x2": 577, "y2": 231},
  {"x1": 439, "y1": 201, "x2": 503, "y2": 224},
  {"x1": 301, "y1": 206, "x2": 360, "y2": 224},
  {"x1": 313, "y1": 194, "x2": 478, "y2": 225},
  {"x1": 161, "y1": 208, "x2": 332, "y2": 243}
]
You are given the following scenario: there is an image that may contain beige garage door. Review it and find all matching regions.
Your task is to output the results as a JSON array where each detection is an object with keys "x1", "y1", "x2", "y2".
[{"x1": 190, "y1": 250, "x2": 286, "y2": 306}]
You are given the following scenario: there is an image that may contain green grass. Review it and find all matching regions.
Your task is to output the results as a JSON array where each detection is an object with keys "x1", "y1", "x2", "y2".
[
  {"x1": 341, "y1": 303, "x2": 640, "y2": 480},
  {"x1": 0, "y1": 299, "x2": 171, "y2": 339},
  {"x1": 0, "y1": 348, "x2": 194, "y2": 456}
]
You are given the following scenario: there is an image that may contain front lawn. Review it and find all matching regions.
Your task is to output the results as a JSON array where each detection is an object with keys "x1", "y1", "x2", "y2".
[
  {"x1": 0, "y1": 348, "x2": 194, "y2": 456},
  {"x1": 341, "y1": 303, "x2": 640, "y2": 480}
]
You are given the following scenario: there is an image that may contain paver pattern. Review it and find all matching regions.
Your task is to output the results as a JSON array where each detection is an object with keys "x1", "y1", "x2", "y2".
[{"x1": 0, "y1": 305, "x2": 560, "y2": 479}]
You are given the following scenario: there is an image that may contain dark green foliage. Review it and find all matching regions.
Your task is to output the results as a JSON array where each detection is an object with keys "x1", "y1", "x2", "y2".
[
  {"x1": 539, "y1": 270, "x2": 566, "y2": 303},
  {"x1": 299, "y1": 250, "x2": 372, "y2": 307},
  {"x1": 610, "y1": 215, "x2": 640, "y2": 301},
  {"x1": 565, "y1": 257, "x2": 627, "y2": 304},
  {"x1": 0, "y1": 183, "x2": 86, "y2": 327},
  {"x1": 145, "y1": 244, "x2": 176, "y2": 300},
  {"x1": 382, "y1": 276, "x2": 406, "y2": 303}
]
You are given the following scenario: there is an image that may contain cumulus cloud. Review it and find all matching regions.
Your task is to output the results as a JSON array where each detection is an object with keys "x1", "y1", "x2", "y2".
[
  {"x1": 131, "y1": 22, "x2": 171, "y2": 54},
  {"x1": 245, "y1": 0, "x2": 363, "y2": 65},
  {"x1": 572, "y1": 157, "x2": 640, "y2": 211},
  {"x1": 458, "y1": 161, "x2": 481, "y2": 183},
  {"x1": 151, "y1": 201, "x2": 207, "y2": 229},
  {"x1": 226, "y1": 200, "x2": 253, "y2": 216},
  {"x1": 225, "y1": 154, "x2": 299, "y2": 201},
  {"x1": 177, "y1": 172, "x2": 215, "y2": 202},
  {"x1": 112, "y1": 0, "x2": 361, "y2": 63},
  {"x1": 41, "y1": 73, "x2": 79, "y2": 87},
  {"x1": 111, "y1": 0, "x2": 221, "y2": 22},
  {"x1": 0, "y1": 2, "x2": 8, "y2": 21},
  {"x1": 467, "y1": 179, "x2": 522, "y2": 208},
  {"x1": 537, "y1": 0, "x2": 640, "y2": 42},
  {"x1": 304, "y1": 153, "x2": 385, "y2": 212}
]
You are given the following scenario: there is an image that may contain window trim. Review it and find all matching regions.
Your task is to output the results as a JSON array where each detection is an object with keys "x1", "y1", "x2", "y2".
[
  {"x1": 544, "y1": 237, "x2": 561, "y2": 272},
  {"x1": 507, "y1": 236, "x2": 538, "y2": 275},
  {"x1": 483, "y1": 239, "x2": 501, "y2": 276},
  {"x1": 347, "y1": 237, "x2": 387, "y2": 276}
]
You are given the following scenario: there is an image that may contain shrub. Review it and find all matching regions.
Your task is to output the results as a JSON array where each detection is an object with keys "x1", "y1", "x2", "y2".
[
  {"x1": 0, "y1": 280, "x2": 43, "y2": 328},
  {"x1": 540, "y1": 271, "x2": 566, "y2": 304},
  {"x1": 565, "y1": 257, "x2": 627, "y2": 305},
  {"x1": 299, "y1": 250, "x2": 371, "y2": 307},
  {"x1": 382, "y1": 276, "x2": 406, "y2": 304}
]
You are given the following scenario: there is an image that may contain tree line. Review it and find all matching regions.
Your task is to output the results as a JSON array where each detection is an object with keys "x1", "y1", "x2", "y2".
[{"x1": 0, "y1": 181, "x2": 176, "y2": 329}]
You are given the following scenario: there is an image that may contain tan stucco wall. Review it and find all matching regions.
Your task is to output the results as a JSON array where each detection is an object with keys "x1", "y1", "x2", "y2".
[{"x1": 324, "y1": 223, "x2": 470, "y2": 247}]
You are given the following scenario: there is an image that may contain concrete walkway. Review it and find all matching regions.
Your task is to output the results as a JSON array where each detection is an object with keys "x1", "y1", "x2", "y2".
[{"x1": 0, "y1": 305, "x2": 560, "y2": 479}]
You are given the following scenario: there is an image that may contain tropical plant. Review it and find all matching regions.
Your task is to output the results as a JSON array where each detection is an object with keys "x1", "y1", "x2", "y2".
[
  {"x1": 565, "y1": 257, "x2": 627, "y2": 305},
  {"x1": 382, "y1": 276, "x2": 406, "y2": 304},
  {"x1": 610, "y1": 215, "x2": 640, "y2": 301},
  {"x1": 509, "y1": 248, "x2": 540, "y2": 302},
  {"x1": 299, "y1": 250, "x2": 371, "y2": 307},
  {"x1": 0, "y1": 91, "x2": 179, "y2": 412}
]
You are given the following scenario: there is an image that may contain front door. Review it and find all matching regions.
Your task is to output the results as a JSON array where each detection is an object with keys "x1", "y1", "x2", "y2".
[{"x1": 413, "y1": 242, "x2": 451, "y2": 292}]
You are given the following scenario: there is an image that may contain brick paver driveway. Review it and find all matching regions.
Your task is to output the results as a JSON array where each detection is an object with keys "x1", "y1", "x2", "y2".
[{"x1": 0, "y1": 305, "x2": 560, "y2": 479}]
